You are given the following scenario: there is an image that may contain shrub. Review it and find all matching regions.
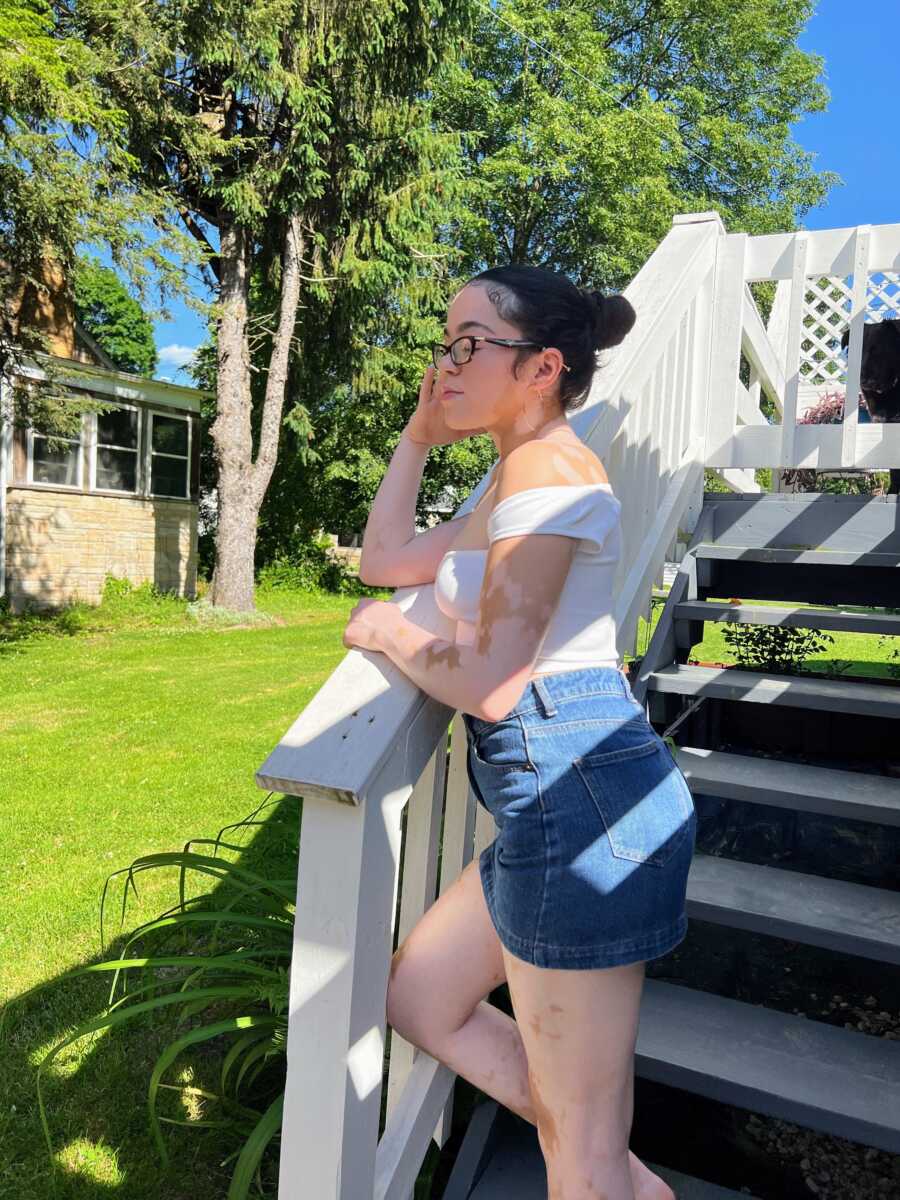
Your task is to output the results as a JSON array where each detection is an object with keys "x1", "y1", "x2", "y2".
[
  {"x1": 782, "y1": 391, "x2": 889, "y2": 494},
  {"x1": 256, "y1": 537, "x2": 377, "y2": 596},
  {"x1": 720, "y1": 620, "x2": 835, "y2": 674}
]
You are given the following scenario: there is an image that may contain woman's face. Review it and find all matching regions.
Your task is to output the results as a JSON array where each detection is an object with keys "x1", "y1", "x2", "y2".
[{"x1": 435, "y1": 284, "x2": 564, "y2": 440}]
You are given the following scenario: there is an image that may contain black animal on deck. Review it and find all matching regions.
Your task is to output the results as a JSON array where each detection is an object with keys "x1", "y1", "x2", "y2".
[{"x1": 841, "y1": 319, "x2": 900, "y2": 493}]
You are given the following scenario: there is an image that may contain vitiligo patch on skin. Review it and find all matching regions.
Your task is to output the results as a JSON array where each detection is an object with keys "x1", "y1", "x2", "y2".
[
  {"x1": 423, "y1": 640, "x2": 463, "y2": 671},
  {"x1": 446, "y1": 437, "x2": 607, "y2": 671},
  {"x1": 528, "y1": 1062, "x2": 561, "y2": 1158}
]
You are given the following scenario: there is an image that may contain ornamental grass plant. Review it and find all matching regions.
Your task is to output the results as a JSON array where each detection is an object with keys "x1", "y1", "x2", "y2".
[{"x1": 6, "y1": 797, "x2": 297, "y2": 1199}]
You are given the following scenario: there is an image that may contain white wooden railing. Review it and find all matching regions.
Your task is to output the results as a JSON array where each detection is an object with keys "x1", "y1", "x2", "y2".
[
  {"x1": 255, "y1": 212, "x2": 900, "y2": 1199},
  {"x1": 708, "y1": 222, "x2": 900, "y2": 475}
]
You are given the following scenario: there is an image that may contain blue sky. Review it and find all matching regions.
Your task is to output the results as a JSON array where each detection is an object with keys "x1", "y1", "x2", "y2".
[
  {"x1": 150, "y1": 0, "x2": 895, "y2": 379},
  {"x1": 796, "y1": 2, "x2": 897, "y2": 230}
]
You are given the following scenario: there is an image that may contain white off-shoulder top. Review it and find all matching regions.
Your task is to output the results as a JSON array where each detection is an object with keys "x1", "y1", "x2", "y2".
[{"x1": 433, "y1": 481, "x2": 622, "y2": 672}]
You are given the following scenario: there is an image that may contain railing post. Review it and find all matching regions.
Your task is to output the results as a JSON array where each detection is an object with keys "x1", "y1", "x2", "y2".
[
  {"x1": 385, "y1": 734, "x2": 448, "y2": 1122},
  {"x1": 277, "y1": 759, "x2": 409, "y2": 1199},
  {"x1": 781, "y1": 232, "x2": 809, "y2": 469},
  {"x1": 704, "y1": 233, "x2": 747, "y2": 466},
  {"x1": 843, "y1": 226, "x2": 871, "y2": 467},
  {"x1": 428, "y1": 711, "x2": 479, "y2": 1147}
]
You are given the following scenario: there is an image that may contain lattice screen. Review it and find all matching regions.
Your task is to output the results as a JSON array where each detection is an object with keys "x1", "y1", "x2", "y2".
[{"x1": 801, "y1": 271, "x2": 900, "y2": 386}]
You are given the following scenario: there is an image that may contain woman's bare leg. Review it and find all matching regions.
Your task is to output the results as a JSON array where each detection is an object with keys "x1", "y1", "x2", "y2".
[{"x1": 386, "y1": 857, "x2": 673, "y2": 1200}]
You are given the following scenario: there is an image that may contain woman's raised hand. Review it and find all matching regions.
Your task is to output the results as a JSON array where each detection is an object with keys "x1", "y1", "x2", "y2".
[{"x1": 404, "y1": 365, "x2": 486, "y2": 447}]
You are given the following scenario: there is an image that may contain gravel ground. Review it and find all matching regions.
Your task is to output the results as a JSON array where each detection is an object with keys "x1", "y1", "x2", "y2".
[{"x1": 740, "y1": 993, "x2": 899, "y2": 1199}]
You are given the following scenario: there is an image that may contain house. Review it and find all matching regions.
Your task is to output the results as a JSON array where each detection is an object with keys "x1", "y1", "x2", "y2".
[{"x1": 0, "y1": 261, "x2": 207, "y2": 613}]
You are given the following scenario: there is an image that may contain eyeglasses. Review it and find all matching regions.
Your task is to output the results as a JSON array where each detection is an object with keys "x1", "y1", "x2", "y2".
[{"x1": 430, "y1": 335, "x2": 572, "y2": 372}]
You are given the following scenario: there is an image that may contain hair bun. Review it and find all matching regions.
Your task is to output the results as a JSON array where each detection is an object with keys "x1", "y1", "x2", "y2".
[{"x1": 585, "y1": 289, "x2": 636, "y2": 352}]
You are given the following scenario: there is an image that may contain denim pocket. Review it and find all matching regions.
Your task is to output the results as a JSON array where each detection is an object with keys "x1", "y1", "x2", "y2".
[
  {"x1": 573, "y1": 737, "x2": 693, "y2": 867},
  {"x1": 467, "y1": 716, "x2": 534, "y2": 772}
]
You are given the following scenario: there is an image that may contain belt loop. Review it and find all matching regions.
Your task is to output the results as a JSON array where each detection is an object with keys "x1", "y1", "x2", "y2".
[{"x1": 533, "y1": 676, "x2": 558, "y2": 718}]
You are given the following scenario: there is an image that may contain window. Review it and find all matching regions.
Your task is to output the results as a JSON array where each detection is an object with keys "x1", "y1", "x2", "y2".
[
  {"x1": 148, "y1": 410, "x2": 190, "y2": 498},
  {"x1": 94, "y1": 405, "x2": 139, "y2": 493},
  {"x1": 29, "y1": 424, "x2": 83, "y2": 487}
]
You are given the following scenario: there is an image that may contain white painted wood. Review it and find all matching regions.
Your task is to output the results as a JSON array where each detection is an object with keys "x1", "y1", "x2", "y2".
[
  {"x1": 741, "y1": 286, "x2": 785, "y2": 416},
  {"x1": 256, "y1": 602, "x2": 455, "y2": 801},
  {"x1": 615, "y1": 449, "x2": 705, "y2": 656},
  {"x1": 747, "y1": 364, "x2": 761, "y2": 417},
  {"x1": 779, "y1": 232, "x2": 809, "y2": 469},
  {"x1": 735, "y1": 380, "x2": 767, "y2": 427},
  {"x1": 767, "y1": 280, "x2": 791, "y2": 374},
  {"x1": 277, "y1": 748, "x2": 411, "y2": 1199},
  {"x1": 573, "y1": 215, "x2": 720, "y2": 460},
  {"x1": 428, "y1": 711, "x2": 478, "y2": 1147},
  {"x1": 375, "y1": 1055, "x2": 455, "y2": 1200},
  {"x1": 474, "y1": 801, "x2": 496, "y2": 859},
  {"x1": 842, "y1": 226, "x2": 871, "y2": 467},
  {"x1": 745, "y1": 222, "x2": 900, "y2": 280},
  {"x1": 386, "y1": 735, "x2": 448, "y2": 1122},
  {"x1": 704, "y1": 234, "x2": 747, "y2": 462},
  {"x1": 720, "y1": 423, "x2": 900, "y2": 470},
  {"x1": 719, "y1": 468, "x2": 762, "y2": 493}
]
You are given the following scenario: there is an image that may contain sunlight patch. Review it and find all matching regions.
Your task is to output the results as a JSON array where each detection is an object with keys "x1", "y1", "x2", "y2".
[
  {"x1": 56, "y1": 1137, "x2": 124, "y2": 1184},
  {"x1": 29, "y1": 1025, "x2": 109, "y2": 1076}
]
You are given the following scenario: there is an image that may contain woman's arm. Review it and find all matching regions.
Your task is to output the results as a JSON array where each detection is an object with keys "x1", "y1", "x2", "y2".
[{"x1": 358, "y1": 430, "x2": 430, "y2": 581}]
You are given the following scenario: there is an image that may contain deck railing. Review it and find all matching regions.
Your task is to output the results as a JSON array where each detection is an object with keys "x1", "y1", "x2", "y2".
[
  {"x1": 707, "y1": 222, "x2": 900, "y2": 475},
  {"x1": 255, "y1": 211, "x2": 900, "y2": 1198}
]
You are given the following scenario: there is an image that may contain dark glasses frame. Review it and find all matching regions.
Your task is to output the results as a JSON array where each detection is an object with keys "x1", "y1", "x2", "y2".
[{"x1": 430, "y1": 335, "x2": 572, "y2": 372}]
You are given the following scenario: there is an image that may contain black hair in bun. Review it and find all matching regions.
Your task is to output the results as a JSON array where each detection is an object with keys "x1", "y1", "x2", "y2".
[
  {"x1": 584, "y1": 289, "x2": 637, "y2": 352},
  {"x1": 468, "y1": 264, "x2": 638, "y2": 412}
]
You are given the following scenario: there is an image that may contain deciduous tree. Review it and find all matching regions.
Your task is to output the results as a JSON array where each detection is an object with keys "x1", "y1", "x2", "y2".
[{"x1": 69, "y1": 0, "x2": 477, "y2": 610}]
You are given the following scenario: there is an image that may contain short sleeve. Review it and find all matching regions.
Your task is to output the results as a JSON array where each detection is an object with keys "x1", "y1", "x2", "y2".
[{"x1": 487, "y1": 486, "x2": 621, "y2": 552}]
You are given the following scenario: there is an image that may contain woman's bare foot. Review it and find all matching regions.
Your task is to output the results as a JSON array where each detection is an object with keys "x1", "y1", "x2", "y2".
[{"x1": 630, "y1": 1150, "x2": 676, "y2": 1200}]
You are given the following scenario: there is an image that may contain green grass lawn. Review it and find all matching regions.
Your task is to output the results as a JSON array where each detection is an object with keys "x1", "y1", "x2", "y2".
[
  {"x1": 1, "y1": 580, "x2": 896, "y2": 1199},
  {"x1": 0, "y1": 583, "x2": 367, "y2": 1200}
]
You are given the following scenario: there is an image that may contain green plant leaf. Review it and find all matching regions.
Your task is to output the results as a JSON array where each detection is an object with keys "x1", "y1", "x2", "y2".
[{"x1": 226, "y1": 1094, "x2": 284, "y2": 1200}]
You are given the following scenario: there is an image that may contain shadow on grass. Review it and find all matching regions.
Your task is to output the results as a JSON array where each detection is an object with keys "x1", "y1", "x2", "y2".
[{"x1": 1, "y1": 795, "x2": 301, "y2": 1200}]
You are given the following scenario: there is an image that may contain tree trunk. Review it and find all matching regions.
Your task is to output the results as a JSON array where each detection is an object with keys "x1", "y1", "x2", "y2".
[{"x1": 209, "y1": 215, "x2": 305, "y2": 611}]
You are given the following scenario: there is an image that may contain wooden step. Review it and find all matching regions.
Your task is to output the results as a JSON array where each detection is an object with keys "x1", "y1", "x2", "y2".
[
  {"x1": 649, "y1": 663, "x2": 900, "y2": 718},
  {"x1": 692, "y1": 542, "x2": 900, "y2": 568},
  {"x1": 637, "y1": 981, "x2": 900, "y2": 1154},
  {"x1": 675, "y1": 599, "x2": 900, "y2": 636},
  {"x1": 674, "y1": 747, "x2": 900, "y2": 827},
  {"x1": 686, "y1": 851, "x2": 900, "y2": 964},
  {"x1": 444, "y1": 1100, "x2": 761, "y2": 1200}
]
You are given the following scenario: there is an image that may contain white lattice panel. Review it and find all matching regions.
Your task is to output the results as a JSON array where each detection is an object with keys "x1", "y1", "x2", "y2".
[{"x1": 800, "y1": 271, "x2": 900, "y2": 386}]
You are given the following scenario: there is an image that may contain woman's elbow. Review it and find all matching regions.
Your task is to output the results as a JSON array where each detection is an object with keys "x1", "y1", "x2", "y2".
[{"x1": 478, "y1": 673, "x2": 532, "y2": 724}]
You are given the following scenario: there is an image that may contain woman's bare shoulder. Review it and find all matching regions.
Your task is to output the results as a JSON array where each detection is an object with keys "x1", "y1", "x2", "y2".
[{"x1": 497, "y1": 437, "x2": 609, "y2": 497}]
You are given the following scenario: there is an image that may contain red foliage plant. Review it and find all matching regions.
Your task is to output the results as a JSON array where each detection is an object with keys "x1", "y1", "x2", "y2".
[{"x1": 799, "y1": 390, "x2": 869, "y2": 424}]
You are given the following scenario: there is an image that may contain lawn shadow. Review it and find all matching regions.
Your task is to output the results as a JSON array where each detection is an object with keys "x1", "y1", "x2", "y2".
[{"x1": 1, "y1": 793, "x2": 300, "y2": 1200}]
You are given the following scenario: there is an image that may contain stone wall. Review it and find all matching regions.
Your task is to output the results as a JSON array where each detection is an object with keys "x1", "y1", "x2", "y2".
[{"x1": 4, "y1": 488, "x2": 198, "y2": 612}]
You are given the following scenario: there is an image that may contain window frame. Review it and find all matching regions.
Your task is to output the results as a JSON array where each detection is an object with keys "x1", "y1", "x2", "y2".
[
  {"x1": 89, "y1": 402, "x2": 142, "y2": 495},
  {"x1": 145, "y1": 407, "x2": 192, "y2": 500},
  {"x1": 26, "y1": 418, "x2": 85, "y2": 491}
]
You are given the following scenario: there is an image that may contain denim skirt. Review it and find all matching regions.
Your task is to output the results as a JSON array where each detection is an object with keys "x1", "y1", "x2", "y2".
[{"x1": 461, "y1": 665, "x2": 696, "y2": 970}]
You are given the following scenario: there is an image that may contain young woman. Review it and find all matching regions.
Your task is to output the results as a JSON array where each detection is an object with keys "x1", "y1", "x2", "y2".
[{"x1": 343, "y1": 265, "x2": 697, "y2": 1200}]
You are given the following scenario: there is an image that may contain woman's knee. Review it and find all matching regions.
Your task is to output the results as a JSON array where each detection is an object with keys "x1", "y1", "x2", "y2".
[{"x1": 385, "y1": 940, "x2": 442, "y2": 1049}]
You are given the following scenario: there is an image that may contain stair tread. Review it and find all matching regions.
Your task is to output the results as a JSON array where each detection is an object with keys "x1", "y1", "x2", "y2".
[
  {"x1": 674, "y1": 746, "x2": 900, "y2": 826},
  {"x1": 636, "y1": 981, "x2": 900, "y2": 1153},
  {"x1": 453, "y1": 1103, "x2": 760, "y2": 1200},
  {"x1": 687, "y1": 851, "x2": 900, "y2": 962},
  {"x1": 692, "y1": 542, "x2": 900, "y2": 567},
  {"x1": 675, "y1": 600, "x2": 900, "y2": 635},
  {"x1": 649, "y1": 663, "x2": 900, "y2": 716}
]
